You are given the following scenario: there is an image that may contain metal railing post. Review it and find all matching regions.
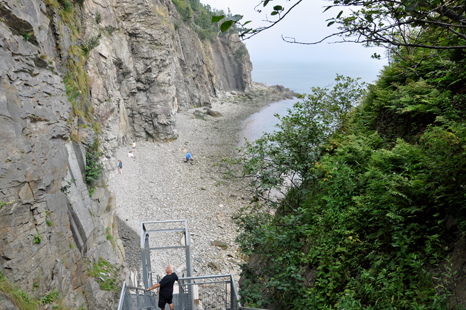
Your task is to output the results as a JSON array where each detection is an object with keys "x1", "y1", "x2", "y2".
[
  {"x1": 230, "y1": 277, "x2": 234, "y2": 310},
  {"x1": 141, "y1": 223, "x2": 154, "y2": 290},
  {"x1": 122, "y1": 220, "x2": 255, "y2": 310},
  {"x1": 184, "y1": 221, "x2": 195, "y2": 310},
  {"x1": 117, "y1": 281, "x2": 126, "y2": 310},
  {"x1": 146, "y1": 235, "x2": 153, "y2": 288},
  {"x1": 179, "y1": 281, "x2": 185, "y2": 310},
  {"x1": 230, "y1": 274, "x2": 241, "y2": 310}
]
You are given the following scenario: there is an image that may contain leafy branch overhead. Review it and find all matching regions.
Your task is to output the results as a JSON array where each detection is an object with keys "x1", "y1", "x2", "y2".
[
  {"x1": 213, "y1": 0, "x2": 466, "y2": 50},
  {"x1": 211, "y1": 13, "x2": 244, "y2": 33}
]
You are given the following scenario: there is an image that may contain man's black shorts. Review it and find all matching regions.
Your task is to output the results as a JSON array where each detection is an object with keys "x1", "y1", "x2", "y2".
[{"x1": 158, "y1": 295, "x2": 173, "y2": 309}]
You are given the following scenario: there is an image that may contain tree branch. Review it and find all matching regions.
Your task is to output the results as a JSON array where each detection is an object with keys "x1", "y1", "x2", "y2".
[
  {"x1": 241, "y1": 0, "x2": 304, "y2": 40},
  {"x1": 242, "y1": 0, "x2": 466, "y2": 50}
]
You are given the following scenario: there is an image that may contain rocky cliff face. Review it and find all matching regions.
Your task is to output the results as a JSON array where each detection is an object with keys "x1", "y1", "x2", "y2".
[
  {"x1": 86, "y1": 0, "x2": 252, "y2": 151},
  {"x1": 0, "y1": 0, "x2": 252, "y2": 308}
]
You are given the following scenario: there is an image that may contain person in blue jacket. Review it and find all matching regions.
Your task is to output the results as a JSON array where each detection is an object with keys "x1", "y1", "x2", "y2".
[
  {"x1": 118, "y1": 160, "x2": 122, "y2": 174},
  {"x1": 186, "y1": 152, "x2": 192, "y2": 163}
]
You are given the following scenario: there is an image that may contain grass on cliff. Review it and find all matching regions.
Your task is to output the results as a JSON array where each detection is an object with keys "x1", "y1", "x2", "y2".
[
  {"x1": 44, "y1": 0, "x2": 102, "y2": 140},
  {"x1": 0, "y1": 271, "x2": 39, "y2": 310},
  {"x1": 171, "y1": 0, "x2": 240, "y2": 41},
  {"x1": 87, "y1": 258, "x2": 119, "y2": 291},
  {"x1": 0, "y1": 200, "x2": 14, "y2": 210},
  {"x1": 0, "y1": 272, "x2": 74, "y2": 310}
]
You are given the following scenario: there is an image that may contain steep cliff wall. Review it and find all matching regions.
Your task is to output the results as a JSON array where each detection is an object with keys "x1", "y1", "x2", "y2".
[
  {"x1": 0, "y1": 0, "x2": 252, "y2": 308},
  {"x1": 85, "y1": 0, "x2": 252, "y2": 151}
]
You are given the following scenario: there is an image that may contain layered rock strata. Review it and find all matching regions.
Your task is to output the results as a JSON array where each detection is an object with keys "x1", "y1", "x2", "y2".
[
  {"x1": 85, "y1": 0, "x2": 252, "y2": 152},
  {"x1": 0, "y1": 0, "x2": 253, "y2": 308},
  {"x1": 0, "y1": 3, "x2": 122, "y2": 308}
]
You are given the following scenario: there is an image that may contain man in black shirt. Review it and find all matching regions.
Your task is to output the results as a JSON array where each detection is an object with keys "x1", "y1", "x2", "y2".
[{"x1": 147, "y1": 265, "x2": 179, "y2": 310}]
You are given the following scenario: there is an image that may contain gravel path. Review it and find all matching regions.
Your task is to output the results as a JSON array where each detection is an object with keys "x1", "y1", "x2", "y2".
[{"x1": 107, "y1": 92, "x2": 279, "y2": 283}]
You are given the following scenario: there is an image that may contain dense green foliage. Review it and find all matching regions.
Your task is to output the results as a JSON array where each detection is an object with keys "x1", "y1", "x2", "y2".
[
  {"x1": 85, "y1": 140, "x2": 104, "y2": 186},
  {"x1": 234, "y1": 45, "x2": 466, "y2": 309},
  {"x1": 172, "y1": 0, "x2": 240, "y2": 41}
]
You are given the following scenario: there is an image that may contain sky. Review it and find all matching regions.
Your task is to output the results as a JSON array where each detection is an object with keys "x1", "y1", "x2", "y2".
[{"x1": 200, "y1": 0, "x2": 388, "y2": 86}]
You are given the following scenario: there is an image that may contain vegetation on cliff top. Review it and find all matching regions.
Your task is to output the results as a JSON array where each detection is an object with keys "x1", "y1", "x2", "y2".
[{"x1": 172, "y1": 0, "x2": 241, "y2": 41}]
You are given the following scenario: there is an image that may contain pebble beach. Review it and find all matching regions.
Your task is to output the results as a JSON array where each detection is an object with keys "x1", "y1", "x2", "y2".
[{"x1": 107, "y1": 86, "x2": 296, "y2": 284}]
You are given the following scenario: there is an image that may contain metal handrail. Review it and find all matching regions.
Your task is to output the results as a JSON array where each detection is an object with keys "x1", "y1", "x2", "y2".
[
  {"x1": 118, "y1": 281, "x2": 157, "y2": 310},
  {"x1": 117, "y1": 281, "x2": 127, "y2": 310},
  {"x1": 177, "y1": 274, "x2": 243, "y2": 310},
  {"x1": 230, "y1": 274, "x2": 242, "y2": 310},
  {"x1": 118, "y1": 219, "x2": 269, "y2": 310},
  {"x1": 179, "y1": 274, "x2": 236, "y2": 281}
]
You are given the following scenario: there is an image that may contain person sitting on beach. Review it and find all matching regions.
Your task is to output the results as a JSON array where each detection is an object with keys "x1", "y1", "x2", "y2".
[
  {"x1": 128, "y1": 151, "x2": 135, "y2": 158},
  {"x1": 186, "y1": 152, "x2": 192, "y2": 163}
]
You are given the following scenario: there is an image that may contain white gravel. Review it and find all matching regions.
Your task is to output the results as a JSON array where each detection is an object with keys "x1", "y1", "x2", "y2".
[{"x1": 108, "y1": 95, "x2": 271, "y2": 282}]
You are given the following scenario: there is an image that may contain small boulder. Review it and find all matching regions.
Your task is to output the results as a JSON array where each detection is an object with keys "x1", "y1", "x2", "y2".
[
  {"x1": 206, "y1": 110, "x2": 223, "y2": 117},
  {"x1": 207, "y1": 262, "x2": 221, "y2": 271},
  {"x1": 211, "y1": 240, "x2": 228, "y2": 250}
]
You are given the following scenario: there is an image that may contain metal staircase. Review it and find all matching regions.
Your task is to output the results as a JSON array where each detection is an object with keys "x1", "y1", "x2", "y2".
[{"x1": 117, "y1": 220, "x2": 263, "y2": 310}]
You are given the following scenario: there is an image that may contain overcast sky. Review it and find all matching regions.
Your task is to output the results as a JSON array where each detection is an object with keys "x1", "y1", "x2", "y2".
[{"x1": 200, "y1": 0, "x2": 387, "y2": 77}]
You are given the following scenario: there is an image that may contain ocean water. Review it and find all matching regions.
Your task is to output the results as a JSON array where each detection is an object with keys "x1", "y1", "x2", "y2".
[
  {"x1": 239, "y1": 61, "x2": 386, "y2": 144},
  {"x1": 252, "y1": 61, "x2": 385, "y2": 94},
  {"x1": 238, "y1": 98, "x2": 297, "y2": 147}
]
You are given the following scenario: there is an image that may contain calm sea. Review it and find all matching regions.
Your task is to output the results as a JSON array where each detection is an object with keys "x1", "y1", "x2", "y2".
[
  {"x1": 238, "y1": 61, "x2": 385, "y2": 145},
  {"x1": 252, "y1": 61, "x2": 385, "y2": 94}
]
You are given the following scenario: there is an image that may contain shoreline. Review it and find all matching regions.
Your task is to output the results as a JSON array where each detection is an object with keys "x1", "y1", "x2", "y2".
[{"x1": 108, "y1": 84, "x2": 296, "y2": 284}]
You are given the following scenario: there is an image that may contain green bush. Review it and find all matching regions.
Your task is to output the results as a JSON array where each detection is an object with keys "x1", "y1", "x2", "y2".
[
  {"x1": 33, "y1": 232, "x2": 41, "y2": 244},
  {"x1": 22, "y1": 32, "x2": 33, "y2": 41},
  {"x1": 63, "y1": 1, "x2": 72, "y2": 12},
  {"x1": 57, "y1": 0, "x2": 73, "y2": 12},
  {"x1": 81, "y1": 33, "x2": 102, "y2": 57},
  {"x1": 234, "y1": 65, "x2": 466, "y2": 308},
  {"x1": 95, "y1": 11, "x2": 102, "y2": 24},
  {"x1": 40, "y1": 291, "x2": 59, "y2": 305},
  {"x1": 85, "y1": 140, "x2": 104, "y2": 186},
  {"x1": 105, "y1": 25, "x2": 115, "y2": 35},
  {"x1": 88, "y1": 258, "x2": 119, "y2": 291}
]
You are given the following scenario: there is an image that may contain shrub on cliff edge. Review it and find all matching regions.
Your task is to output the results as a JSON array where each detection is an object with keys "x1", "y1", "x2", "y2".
[{"x1": 85, "y1": 140, "x2": 104, "y2": 186}]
